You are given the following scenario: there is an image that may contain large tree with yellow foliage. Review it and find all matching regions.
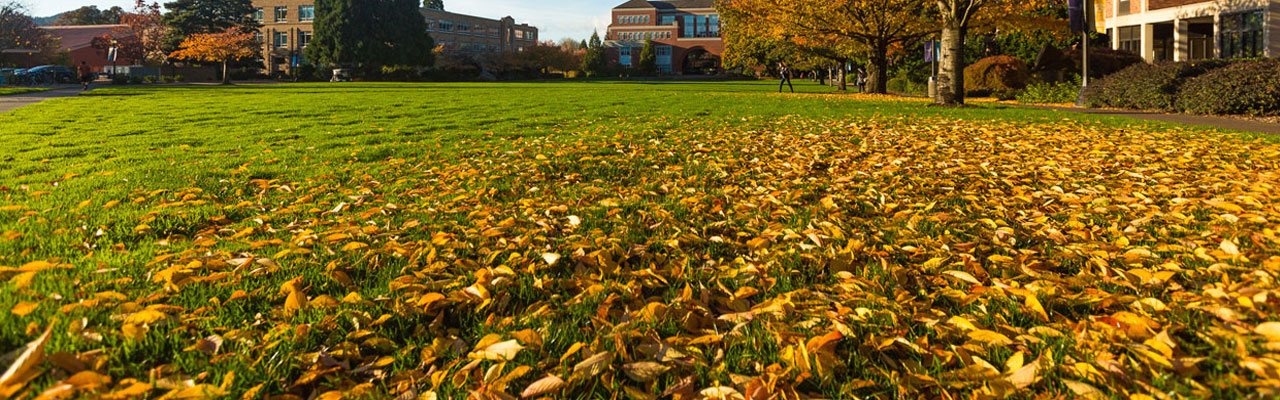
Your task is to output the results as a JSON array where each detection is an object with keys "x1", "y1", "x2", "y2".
[{"x1": 720, "y1": 0, "x2": 934, "y2": 94}]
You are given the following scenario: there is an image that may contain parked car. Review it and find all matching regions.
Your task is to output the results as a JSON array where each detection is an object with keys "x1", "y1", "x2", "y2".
[
  {"x1": 24, "y1": 65, "x2": 77, "y2": 84},
  {"x1": 7, "y1": 69, "x2": 30, "y2": 85}
]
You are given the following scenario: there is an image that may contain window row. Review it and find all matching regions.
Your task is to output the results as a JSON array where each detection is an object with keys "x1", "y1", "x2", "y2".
[
  {"x1": 254, "y1": 6, "x2": 314, "y2": 23},
  {"x1": 618, "y1": 15, "x2": 649, "y2": 25},
  {"x1": 1114, "y1": 10, "x2": 1266, "y2": 59},
  {"x1": 618, "y1": 31, "x2": 670, "y2": 41},
  {"x1": 683, "y1": 15, "x2": 720, "y2": 38},
  {"x1": 259, "y1": 31, "x2": 312, "y2": 49}
]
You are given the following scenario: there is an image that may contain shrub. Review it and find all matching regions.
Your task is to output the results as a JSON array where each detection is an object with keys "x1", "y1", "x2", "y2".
[
  {"x1": 174, "y1": 75, "x2": 185, "y2": 83},
  {"x1": 1018, "y1": 76, "x2": 1081, "y2": 104},
  {"x1": 964, "y1": 55, "x2": 1029, "y2": 96},
  {"x1": 161, "y1": 75, "x2": 176, "y2": 84},
  {"x1": 1066, "y1": 48, "x2": 1144, "y2": 79},
  {"x1": 1177, "y1": 60, "x2": 1280, "y2": 116},
  {"x1": 110, "y1": 75, "x2": 129, "y2": 85},
  {"x1": 1083, "y1": 60, "x2": 1232, "y2": 110},
  {"x1": 887, "y1": 76, "x2": 927, "y2": 95},
  {"x1": 296, "y1": 64, "x2": 318, "y2": 82},
  {"x1": 143, "y1": 75, "x2": 158, "y2": 84},
  {"x1": 381, "y1": 65, "x2": 422, "y2": 82},
  {"x1": 128, "y1": 75, "x2": 144, "y2": 84}
]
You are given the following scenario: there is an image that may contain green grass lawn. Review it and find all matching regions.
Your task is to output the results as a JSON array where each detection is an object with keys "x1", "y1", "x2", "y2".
[
  {"x1": 2, "y1": 80, "x2": 1279, "y2": 399},
  {"x1": 0, "y1": 87, "x2": 52, "y2": 96}
]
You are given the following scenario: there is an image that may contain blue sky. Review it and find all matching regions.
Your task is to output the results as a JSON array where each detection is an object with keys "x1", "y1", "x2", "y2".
[{"x1": 23, "y1": 0, "x2": 613, "y2": 42}]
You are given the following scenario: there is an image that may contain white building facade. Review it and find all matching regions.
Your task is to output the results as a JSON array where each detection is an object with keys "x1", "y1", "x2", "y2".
[{"x1": 1103, "y1": 0, "x2": 1279, "y2": 62}]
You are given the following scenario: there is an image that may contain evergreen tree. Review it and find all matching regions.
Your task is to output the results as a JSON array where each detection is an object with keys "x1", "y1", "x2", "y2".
[
  {"x1": 377, "y1": 0, "x2": 434, "y2": 67},
  {"x1": 581, "y1": 31, "x2": 607, "y2": 77},
  {"x1": 578, "y1": 40, "x2": 587, "y2": 50},
  {"x1": 308, "y1": 0, "x2": 366, "y2": 68},
  {"x1": 309, "y1": 0, "x2": 434, "y2": 72},
  {"x1": 161, "y1": 0, "x2": 259, "y2": 51},
  {"x1": 638, "y1": 39, "x2": 657, "y2": 76},
  {"x1": 423, "y1": 0, "x2": 444, "y2": 10}
]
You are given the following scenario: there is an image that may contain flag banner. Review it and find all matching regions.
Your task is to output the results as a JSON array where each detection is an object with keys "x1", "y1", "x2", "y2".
[
  {"x1": 1069, "y1": 0, "x2": 1085, "y2": 34},
  {"x1": 107, "y1": 47, "x2": 118, "y2": 63},
  {"x1": 924, "y1": 40, "x2": 935, "y2": 62},
  {"x1": 1094, "y1": 0, "x2": 1106, "y2": 33}
]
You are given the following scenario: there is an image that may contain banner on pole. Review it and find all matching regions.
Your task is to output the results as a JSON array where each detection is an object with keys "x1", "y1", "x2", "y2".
[
  {"x1": 107, "y1": 47, "x2": 118, "y2": 63},
  {"x1": 1094, "y1": 0, "x2": 1106, "y2": 33},
  {"x1": 924, "y1": 41, "x2": 941, "y2": 62},
  {"x1": 1069, "y1": 0, "x2": 1085, "y2": 34}
]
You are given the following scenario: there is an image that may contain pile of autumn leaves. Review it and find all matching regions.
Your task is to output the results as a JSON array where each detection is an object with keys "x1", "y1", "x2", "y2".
[{"x1": 3, "y1": 115, "x2": 1280, "y2": 399}]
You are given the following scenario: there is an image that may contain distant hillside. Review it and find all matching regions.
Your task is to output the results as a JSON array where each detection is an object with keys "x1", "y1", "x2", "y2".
[{"x1": 34, "y1": 14, "x2": 63, "y2": 26}]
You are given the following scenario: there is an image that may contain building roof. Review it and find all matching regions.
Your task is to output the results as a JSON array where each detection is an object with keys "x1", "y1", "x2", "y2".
[
  {"x1": 40, "y1": 25, "x2": 130, "y2": 53},
  {"x1": 614, "y1": 0, "x2": 716, "y2": 10}
]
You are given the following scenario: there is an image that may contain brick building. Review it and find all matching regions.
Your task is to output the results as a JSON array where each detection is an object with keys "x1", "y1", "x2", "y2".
[
  {"x1": 39, "y1": 25, "x2": 138, "y2": 72},
  {"x1": 423, "y1": 9, "x2": 538, "y2": 55},
  {"x1": 1102, "y1": 0, "x2": 1279, "y2": 61},
  {"x1": 603, "y1": 0, "x2": 724, "y2": 75},
  {"x1": 250, "y1": 0, "x2": 537, "y2": 73}
]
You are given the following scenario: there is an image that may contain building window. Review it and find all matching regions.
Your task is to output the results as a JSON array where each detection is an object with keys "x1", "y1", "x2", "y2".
[
  {"x1": 273, "y1": 31, "x2": 288, "y2": 48},
  {"x1": 253, "y1": 8, "x2": 263, "y2": 22},
  {"x1": 1117, "y1": 0, "x2": 1131, "y2": 16},
  {"x1": 620, "y1": 46, "x2": 631, "y2": 67},
  {"x1": 1222, "y1": 10, "x2": 1264, "y2": 58},
  {"x1": 299, "y1": 6, "x2": 314, "y2": 21},
  {"x1": 1117, "y1": 25, "x2": 1140, "y2": 54},
  {"x1": 253, "y1": 32, "x2": 263, "y2": 44},
  {"x1": 426, "y1": 18, "x2": 436, "y2": 30},
  {"x1": 440, "y1": 20, "x2": 453, "y2": 31},
  {"x1": 709, "y1": 15, "x2": 720, "y2": 36},
  {"x1": 299, "y1": 31, "x2": 312, "y2": 48},
  {"x1": 660, "y1": 15, "x2": 674, "y2": 26},
  {"x1": 274, "y1": 6, "x2": 287, "y2": 23},
  {"x1": 683, "y1": 15, "x2": 695, "y2": 37}
]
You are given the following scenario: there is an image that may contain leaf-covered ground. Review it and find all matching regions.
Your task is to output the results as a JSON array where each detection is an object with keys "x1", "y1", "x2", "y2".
[{"x1": 1, "y1": 81, "x2": 1278, "y2": 399}]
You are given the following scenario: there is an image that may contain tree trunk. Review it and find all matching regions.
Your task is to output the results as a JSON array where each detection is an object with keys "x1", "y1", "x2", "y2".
[
  {"x1": 936, "y1": 22, "x2": 966, "y2": 105},
  {"x1": 869, "y1": 43, "x2": 889, "y2": 94},
  {"x1": 222, "y1": 61, "x2": 229, "y2": 85}
]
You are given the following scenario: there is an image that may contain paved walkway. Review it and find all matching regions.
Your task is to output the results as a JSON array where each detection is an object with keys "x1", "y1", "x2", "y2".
[
  {"x1": 1026, "y1": 105, "x2": 1280, "y2": 135},
  {"x1": 0, "y1": 87, "x2": 82, "y2": 114}
]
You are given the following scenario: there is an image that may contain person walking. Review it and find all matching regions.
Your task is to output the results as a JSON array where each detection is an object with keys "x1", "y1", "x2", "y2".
[
  {"x1": 778, "y1": 62, "x2": 794, "y2": 93},
  {"x1": 856, "y1": 68, "x2": 868, "y2": 93},
  {"x1": 78, "y1": 62, "x2": 94, "y2": 91}
]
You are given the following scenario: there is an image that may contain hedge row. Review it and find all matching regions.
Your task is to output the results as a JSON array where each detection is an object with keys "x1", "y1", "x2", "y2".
[{"x1": 1084, "y1": 58, "x2": 1280, "y2": 116}]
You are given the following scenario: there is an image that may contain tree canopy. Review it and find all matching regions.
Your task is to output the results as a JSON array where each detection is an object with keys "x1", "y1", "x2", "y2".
[
  {"x1": 580, "y1": 31, "x2": 607, "y2": 77},
  {"x1": 720, "y1": 0, "x2": 935, "y2": 93},
  {"x1": 638, "y1": 39, "x2": 657, "y2": 76},
  {"x1": 423, "y1": 0, "x2": 444, "y2": 10},
  {"x1": 161, "y1": 0, "x2": 259, "y2": 51},
  {"x1": 308, "y1": 0, "x2": 435, "y2": 71},
  {"x1": 0, "y1": 2, "x2": 55, "y2": 54},
  {"x1": 53, "y1": 6, "x2": 125, "y2": 26},
  {"x1": 169, "y1": 28, "x2": 258, "y2": 83}
]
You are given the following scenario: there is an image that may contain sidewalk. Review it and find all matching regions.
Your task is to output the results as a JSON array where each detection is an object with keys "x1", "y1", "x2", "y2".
[
  {"x1": 0, "y1": 87, "x2": 82, "y2": 114},
  {"x1": 1025, "y1": 104, "x2": 1280, "y2": 135}
]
